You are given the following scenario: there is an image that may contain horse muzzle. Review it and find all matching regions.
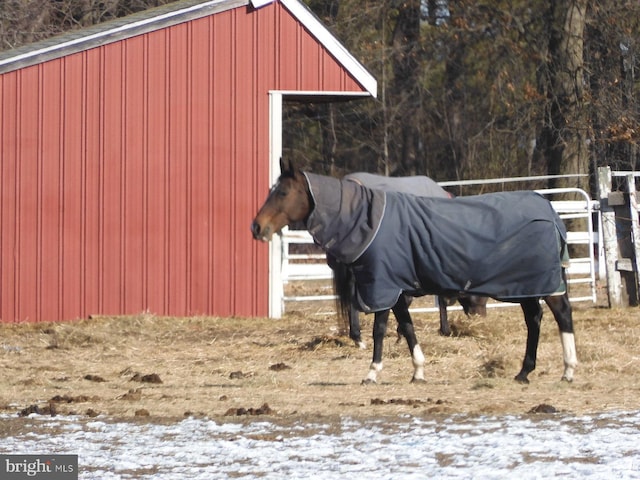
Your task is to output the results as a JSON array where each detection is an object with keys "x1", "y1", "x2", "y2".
[{"x1": 251, "y1": 220, "x2": 272, "y2": 242}]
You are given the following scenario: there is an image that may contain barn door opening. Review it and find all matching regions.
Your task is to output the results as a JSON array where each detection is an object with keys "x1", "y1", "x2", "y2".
[{"x1": 267, "y1": 91, "x2": 374, "y2": 317}]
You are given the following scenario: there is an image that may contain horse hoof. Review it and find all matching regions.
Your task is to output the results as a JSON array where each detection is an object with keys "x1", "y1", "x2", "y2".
[
  {"x1": 439, "y1": 329, "x2": 452, "y2": 337},
  {"x1": 361, "y1": 378, "x2": 377, "y2": 385},
  {"x1": 561, "y1": 376, "x2": 573, "y2": 383},
  {"x1": 410, "y1": 377, "x2": 426, "y2": 384},
  {"x1": 514, "y1": 375, "x2": 530, "y2": 384}
]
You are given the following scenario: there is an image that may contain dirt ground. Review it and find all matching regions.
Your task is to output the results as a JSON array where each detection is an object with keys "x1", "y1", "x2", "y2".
[{"x1": 1, "y1": 300, "x2": 640, "y2": 423}]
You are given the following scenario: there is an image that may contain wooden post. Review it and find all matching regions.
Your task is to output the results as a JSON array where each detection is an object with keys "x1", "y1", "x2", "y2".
[
  {"x1": 598, "y1": 166, "x2": 624, "y2": 307},
  {"x1": 269, "y1": 92, "x2": 284, "y2": 318}
]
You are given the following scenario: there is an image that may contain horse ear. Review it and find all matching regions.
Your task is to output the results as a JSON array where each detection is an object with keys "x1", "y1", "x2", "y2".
[{"x1": 280, "y1": 157, "x2": 295, "y2": 177}]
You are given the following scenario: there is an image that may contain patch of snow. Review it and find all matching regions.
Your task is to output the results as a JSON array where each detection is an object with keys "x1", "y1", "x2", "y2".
[{"x1": 1, "y1": 411, "x2": 640, "y2": 479}]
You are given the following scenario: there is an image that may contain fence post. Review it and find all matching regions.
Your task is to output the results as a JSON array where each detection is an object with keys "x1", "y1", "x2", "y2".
[
  {"x1": 268, "y1": 92, "x2": 284, "y2": 318},
  {"x1": 627, "y1": 174, "x2": 640, "y2": 296},
  {"x1": 268, "y1": 234, "x2": 284, "y2": 318},
  {"x1": 598, "y1": 166, "x2": 624, "y2": 307}
]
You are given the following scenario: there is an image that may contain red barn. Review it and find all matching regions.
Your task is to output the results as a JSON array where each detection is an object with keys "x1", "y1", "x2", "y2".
[{"x1": 0, "y1": 0, "x2": 377, "y2": 322}]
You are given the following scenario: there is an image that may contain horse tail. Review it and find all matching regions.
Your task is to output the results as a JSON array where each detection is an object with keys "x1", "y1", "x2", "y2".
[{"x1": 331, "y1": 259, "x2": 354, "y2": 329}]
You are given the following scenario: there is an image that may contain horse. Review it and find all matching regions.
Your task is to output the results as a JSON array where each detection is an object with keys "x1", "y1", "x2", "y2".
[
  {"x1": 251, "y1": 158, "x2": 577, "y2": 385},
  {"x1": 330, "y1": 172, "x2": 487, "y2": 348}
]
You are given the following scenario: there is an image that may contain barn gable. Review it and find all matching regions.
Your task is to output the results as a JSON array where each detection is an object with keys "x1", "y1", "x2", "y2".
[{"x1": 0, "y1": 0, "x2": 377, "y2": 322}]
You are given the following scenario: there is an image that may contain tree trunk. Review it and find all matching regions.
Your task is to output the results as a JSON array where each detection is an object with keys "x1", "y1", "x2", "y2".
[
  {"x1": 390, "y1": 0, "x2": 421, "y2": 175},
  {"x1": 538, "y1": 0, "x2": 589, "y2": 190}
]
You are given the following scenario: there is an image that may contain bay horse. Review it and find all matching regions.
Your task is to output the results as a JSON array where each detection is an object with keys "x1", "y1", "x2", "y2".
[
  {"x1": 251, "y1": 159, "x2": 577, "y2": 385},
  {"x1": 331, "y1": 172, "x2": 487, "y2": 348}
]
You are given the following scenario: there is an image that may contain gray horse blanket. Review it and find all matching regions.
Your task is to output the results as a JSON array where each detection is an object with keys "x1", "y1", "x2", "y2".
[
  {"x1": 343, "y1": 172, "x2": 452, "y2": 198},
  {"x1": 303, "y1": 172, "x2": 568, "y2": 313},
  {"x1": 326, "y1": 173, "x2": 452, "y2": 271}
]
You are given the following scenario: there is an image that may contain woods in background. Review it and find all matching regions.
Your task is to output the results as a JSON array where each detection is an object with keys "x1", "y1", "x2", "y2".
[
  {"x1": 292, "y1": 0, "x2": 638, "y2": 195},
  {"x1": 1, "y1": 0, "x2": 638, "y2": 193}
]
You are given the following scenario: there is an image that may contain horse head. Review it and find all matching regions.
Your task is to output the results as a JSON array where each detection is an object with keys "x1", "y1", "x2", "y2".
[{"x1": 251, "y1": 158, "x2": 312, "y2": 242}]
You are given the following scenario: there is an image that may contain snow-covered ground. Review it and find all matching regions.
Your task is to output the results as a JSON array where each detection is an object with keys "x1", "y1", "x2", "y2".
[{"x1": 2, "y1": 411, "x2": 640, "y2": 479}]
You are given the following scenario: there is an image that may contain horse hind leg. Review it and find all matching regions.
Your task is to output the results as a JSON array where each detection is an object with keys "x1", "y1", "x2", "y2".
[
  {"x1": 544, "y1": 293, "x2": 577, "y2": 382},
  {"x1": 348, "y1": 301, "x2": 366, "y2": 349},
  {"x1": 396, "y1": 294, "x2": 415, "y2": 341},
  {"x1": 515, "y1": 297, "x2": 543, "y2": 384},
  {"x1": 437, "y1": 295, "x2": 452, "y2": 337}
]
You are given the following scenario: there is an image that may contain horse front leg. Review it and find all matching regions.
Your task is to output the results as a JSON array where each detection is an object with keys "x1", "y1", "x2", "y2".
[
  {"x1": 515, "y1": 297, "x2": 543, "y2": 384},
  {"x1": 393, "y1": 295, "x2": 426, "y2": 383},
  {"x1": 362, "y1": 309, "x2": 389, "y2": 384},
  {"x1": 544, "y1": 292, "x2": 577, "y2": 382}
]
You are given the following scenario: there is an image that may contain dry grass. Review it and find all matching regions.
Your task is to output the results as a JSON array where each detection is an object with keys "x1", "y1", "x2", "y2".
[{"x1": 1, "y1": 302, "x2": 640, "y2": 421}]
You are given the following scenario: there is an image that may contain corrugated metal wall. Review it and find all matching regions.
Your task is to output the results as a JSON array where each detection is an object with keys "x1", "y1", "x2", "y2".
[{"x1": 0, "y1": 2, "x2": 366, "y2": 322}]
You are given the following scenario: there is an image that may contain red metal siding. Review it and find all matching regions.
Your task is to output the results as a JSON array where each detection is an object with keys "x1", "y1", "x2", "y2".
[
  {"x1": 211, "y1": 12, "x2": 234, "y2": 315},
  {"x1": 235, "y1": 11, "x2": 252, "y2": 314},
  {"x1": 18, "y1": 68, "x2": 40, "y2": 323},
  {"x1": 1, "y1": 73, "x2": 17, "y2": 322},
  {"x1": 273, "y1": 5, "x2": 363, "y2": 92},
  {"x1": 189, "y1": 19, "x2": 213, "y2": 313},
  {"x1": 102, "y1": 42, "x2": 124, "y2": 316},
  {"x1": 144, "y1": 30, "x2": 169, "y2": 315},
  {"x1": 168, "y1": 24, "x2": 189, "y2": 315},
  {"x1": 65, "y1": 54, "x2": 87, "y2": 320},
  {"x1": 0, "y1": 2, "x2": 369, "y2": 322},
  {"x1": 83, "y1": 48, "x2": 102, "y2": 318}
]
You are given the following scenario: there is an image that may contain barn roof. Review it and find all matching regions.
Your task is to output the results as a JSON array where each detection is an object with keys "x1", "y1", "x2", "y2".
[{"x1": 0, "y1": 0, "x2": 377, "y2": 97}]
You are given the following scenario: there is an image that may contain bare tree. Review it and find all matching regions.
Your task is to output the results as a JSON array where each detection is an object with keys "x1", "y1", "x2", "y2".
[
  {"x1": 586, "y1": 0, "x2": 640, "y2": 180},
  {"x1": 534, "y1": 0, "x2": 589, "y2": 189}
]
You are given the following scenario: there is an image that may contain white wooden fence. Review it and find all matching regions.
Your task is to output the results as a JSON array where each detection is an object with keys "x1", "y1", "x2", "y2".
[{"x1": 269, "y1": 177, "x2": 600, "y2": 317}]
